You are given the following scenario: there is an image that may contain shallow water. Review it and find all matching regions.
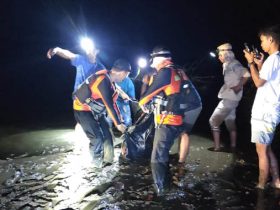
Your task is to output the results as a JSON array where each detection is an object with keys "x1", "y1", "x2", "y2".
[{"x1": 0, "y1": 126, "x2": 280, "y2": 210}]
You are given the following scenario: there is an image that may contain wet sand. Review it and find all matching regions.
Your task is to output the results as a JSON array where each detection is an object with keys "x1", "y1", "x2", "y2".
[{"x1": 1, "y1": 125, "x2": 280, "y2": 210}]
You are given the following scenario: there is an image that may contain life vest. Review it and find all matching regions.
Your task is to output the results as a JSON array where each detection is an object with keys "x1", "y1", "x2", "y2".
[
  {"x1": 73, "y1": 70, "x2": 118, "y2": 114},
  {"x1": 153, "y1": 66, "x2": 191, "y2": 126}
]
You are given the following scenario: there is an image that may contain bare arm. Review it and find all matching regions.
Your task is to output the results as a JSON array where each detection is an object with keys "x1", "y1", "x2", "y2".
[
  {"x1": 248, "y1": 63, "x2": 266, "y2": 88},
  {"x1": 230, "y1": 63, "x2": 250, "y2": 93},
  {"x1": 47, "y1": 47, "x2": 77, "y2": 60},
  {"x1": 243, "y1": 50, "x2": 266, "y2": 88},
  {"x1": 115, "y1": 84, "x2": 131, "y2": 100},
  {"x1": 230, "y1": 76, "x2": 249, "y2": 93}
]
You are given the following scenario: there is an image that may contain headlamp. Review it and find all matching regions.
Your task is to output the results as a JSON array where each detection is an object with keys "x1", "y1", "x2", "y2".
[
  {"x1": 150, "y1": 50, "x2": 171, "y2": 59},
  {"x1": 209, "y1": 51, "x2": 217, "y2": 58},
  {"x1": 80, "y1": 37, "x2": 95, "y2": 54},
  {"x1": 137, "y1": 57, "x2": 147, "y2": 68},
  {"x1": 149, "y1": 50, "x2": 172, "y2": 67}
]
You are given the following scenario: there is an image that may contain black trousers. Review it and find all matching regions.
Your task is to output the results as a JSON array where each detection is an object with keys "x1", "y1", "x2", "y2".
[
  {"x1": 151, "y1": 124, "x2": 183, "y2": 191},
  {"x1": 74, "y1": 110, "x2": 114, "y2": 165}
]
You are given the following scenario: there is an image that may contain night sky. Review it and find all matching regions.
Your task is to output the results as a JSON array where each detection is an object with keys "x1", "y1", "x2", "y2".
[{"x1": 1, "y1": 0, "x2": 280, "y2": 127}]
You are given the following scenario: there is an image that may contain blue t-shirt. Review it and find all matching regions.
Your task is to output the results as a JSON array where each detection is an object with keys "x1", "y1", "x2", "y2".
[
  {"x1": 116, "y1": 77, "x2": 135, "y2": 106},
  {"x1": 71, "y1": 55, "x2": 106, "y2": 91}
]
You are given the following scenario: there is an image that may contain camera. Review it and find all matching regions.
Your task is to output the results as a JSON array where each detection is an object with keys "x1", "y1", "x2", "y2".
[{"x1": 244, "y1": 43, "x2": 261, "y2": 59}]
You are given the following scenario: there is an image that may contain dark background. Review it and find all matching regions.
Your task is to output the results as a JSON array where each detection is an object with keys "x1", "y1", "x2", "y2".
[{"x1": 1, "y1": 0, "x2": 280, "y2": 147}]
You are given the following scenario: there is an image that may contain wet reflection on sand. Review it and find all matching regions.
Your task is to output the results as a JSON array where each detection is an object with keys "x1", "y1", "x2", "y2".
[{"x1": 0, "y1": 127, "x2": 280, "y2": 209}]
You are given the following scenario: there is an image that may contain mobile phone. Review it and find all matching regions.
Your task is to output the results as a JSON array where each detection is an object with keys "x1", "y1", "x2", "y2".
[
  {"x1": 244, "y1": 43, "x2": 250, "y2": 52},
  {"x1": 252, "y1": 45, "x2": 261, "y2": 59}
]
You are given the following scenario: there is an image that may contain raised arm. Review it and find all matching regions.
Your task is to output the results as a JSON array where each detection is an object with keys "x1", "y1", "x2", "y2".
[{"x1": 47, "y1": 47, "x2": 77, "y2": 60}]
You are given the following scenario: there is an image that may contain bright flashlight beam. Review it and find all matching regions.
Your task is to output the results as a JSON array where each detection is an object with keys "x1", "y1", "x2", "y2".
[
  {"x1": 138, "y1": 58, "x2": 147, "y2": 68},
  {"x1": 80, "y1": 37, "x2": 95, "y2": 54},
  {"x1": 209, "y1": 51, "x2": 216, "y2": 58}
]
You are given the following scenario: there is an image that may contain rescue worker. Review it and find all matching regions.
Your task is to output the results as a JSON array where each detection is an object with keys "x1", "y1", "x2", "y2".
[
  {"x1": 141, "y1": 68, "x2": 202, "y2": 167},
  {"x1": 73, "y1": 60, "x2": 128, "y2": 168},
  {"x1": 139, "y1": 46, "x2": 186, "y2": 195}
]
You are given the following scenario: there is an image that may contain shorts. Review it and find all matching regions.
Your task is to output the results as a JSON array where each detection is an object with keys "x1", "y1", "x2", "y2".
[
  {"x1": 251, "y1": 107, "x2": 280, "y2": 145},
  {"x1": 209, "y1": 99, "x2": 239, "y2": 129}
]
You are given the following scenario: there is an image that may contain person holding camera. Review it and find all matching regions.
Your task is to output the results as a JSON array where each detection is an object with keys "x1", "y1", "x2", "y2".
[
  {"x1": 243, "y1": 24, "x2": 280, "y2": 189},
  {"x1": 209, "y1": 43, "x2": 251, "y2": 151}
]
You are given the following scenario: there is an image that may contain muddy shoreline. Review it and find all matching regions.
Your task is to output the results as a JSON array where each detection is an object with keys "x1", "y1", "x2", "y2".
[{"x1": 1, "y1": 125, "x2": 280, "y2": 210}]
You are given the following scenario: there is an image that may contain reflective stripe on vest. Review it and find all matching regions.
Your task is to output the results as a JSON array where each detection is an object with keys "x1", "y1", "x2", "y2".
[
  {"x1": 155, "y1": 113, "x2": 183, "y2": 126},
  {"x1": 73, "y1": 98, "x2": 91, "y2": 111}
]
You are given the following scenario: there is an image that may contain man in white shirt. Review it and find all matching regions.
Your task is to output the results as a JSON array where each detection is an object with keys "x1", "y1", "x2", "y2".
[
  {"x1": 244, "y1": 24, "x2": 280, "y2": 189},
  {"x1": 209, "y1": 43, "x2": 250, "y2": 151}
]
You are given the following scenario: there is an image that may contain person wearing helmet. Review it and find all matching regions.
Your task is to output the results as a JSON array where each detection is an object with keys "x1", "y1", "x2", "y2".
[
  {"x1": 73, "y1": 61, "x2": 127, "y2": 168},
  {"x1": 209, "y1": 43, "x2": 250, "y2": 151},
  {"x1": 139, "y1": 46, "x2": 186, "y2": 195}
]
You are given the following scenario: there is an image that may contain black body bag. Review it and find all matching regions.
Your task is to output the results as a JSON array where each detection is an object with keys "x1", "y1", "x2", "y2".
[{"x1": 121, "y1": 112, "x2": 155, "y2": 162}]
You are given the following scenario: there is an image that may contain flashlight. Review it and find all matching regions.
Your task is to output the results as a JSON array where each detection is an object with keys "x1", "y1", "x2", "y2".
[
  {"x1": 80, "y1": 37, "x2": 95, "y2": 54},
  {"x1": 209, "y1": 51, "x2": 216, "y2": 58},
  {"x1": 138, "y1": 57, "x2": 148, "y2": 68}
]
